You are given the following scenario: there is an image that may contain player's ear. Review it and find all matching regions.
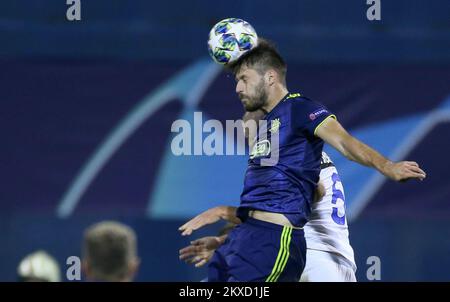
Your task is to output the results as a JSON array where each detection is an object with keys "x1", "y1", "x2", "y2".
[
  {"x1": 265, "y1": 69, "x2": 276, "y2": 86},
  {"x1": 127, "y1": 258, "x2": 140, "y2": 281}
]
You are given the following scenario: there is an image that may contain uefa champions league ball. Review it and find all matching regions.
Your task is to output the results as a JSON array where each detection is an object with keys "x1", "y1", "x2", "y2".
[{"x1": 207, "y1": 18, "x2": 258, "y2": 65}]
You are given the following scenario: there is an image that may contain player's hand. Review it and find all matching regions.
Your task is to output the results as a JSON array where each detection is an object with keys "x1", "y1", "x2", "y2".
[
  {"x1": 179, "y1": 207, "x2": 223, "y2": 236},
  {"x1": 384, "y1": 161, "x2": 426, "y2": 182},
  {"x1": 179, "y1": 236, "x2": 220, "y2": 267}
]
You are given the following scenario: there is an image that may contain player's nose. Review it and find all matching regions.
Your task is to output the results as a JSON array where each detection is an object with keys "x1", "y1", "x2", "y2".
[{"x1": 236, "y1": 81, "x2": 244, "y2": 95}]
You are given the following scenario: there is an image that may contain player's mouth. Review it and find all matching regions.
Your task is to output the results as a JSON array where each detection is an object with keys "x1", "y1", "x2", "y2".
[{"x1": 240, "y1": 95, "x2": 249, "y2": 103}]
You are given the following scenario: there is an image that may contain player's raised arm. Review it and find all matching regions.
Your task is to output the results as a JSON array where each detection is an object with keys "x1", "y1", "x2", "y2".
[
  {"x1": 178, "y1": 206, "x2": 241, "y2": 236},
  {"x1": 315, "y1": 117, "x2": 426, "y2": 182}
]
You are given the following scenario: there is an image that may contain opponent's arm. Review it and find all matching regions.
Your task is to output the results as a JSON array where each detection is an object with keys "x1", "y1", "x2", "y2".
[
  {"x1": 179, "y1": 206, "x2": 241, "y2": 236},
  {"x1": 315, "y1": 118, "x2": 426, "y2": 182}
]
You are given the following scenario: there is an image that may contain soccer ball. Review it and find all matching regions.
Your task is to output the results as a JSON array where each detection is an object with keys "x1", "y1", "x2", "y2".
[{"x1": 207, "y1": 18, "x2": 258, "y2": 65}]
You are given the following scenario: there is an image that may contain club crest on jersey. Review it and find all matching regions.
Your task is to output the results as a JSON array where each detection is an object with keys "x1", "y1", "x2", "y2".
[
  {"x1": 250, "y1": 139, "x2": 271, "y2": 159},
  {"x1": 269, "y1": 118, "x2": 281, "y2": 134}
]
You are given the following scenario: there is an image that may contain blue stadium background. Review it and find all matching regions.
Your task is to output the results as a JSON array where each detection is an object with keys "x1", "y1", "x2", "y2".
[{"x1": 1, "y1": 0, "x2": 449, "y2": 281}]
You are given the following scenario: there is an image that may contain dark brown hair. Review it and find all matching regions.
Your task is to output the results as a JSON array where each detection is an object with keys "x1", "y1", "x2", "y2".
[{"x1": 228, "y1": 38, "x2": 287, "y2": 85}]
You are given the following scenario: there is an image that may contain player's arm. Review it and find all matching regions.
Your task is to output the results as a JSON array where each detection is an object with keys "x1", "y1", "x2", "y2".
[
  {"x1": 179, "y1": 206, "x2": 241, "y2": 236},
  {"x1": 315, "y1": 117, "x2": 426, "y2": 182}
]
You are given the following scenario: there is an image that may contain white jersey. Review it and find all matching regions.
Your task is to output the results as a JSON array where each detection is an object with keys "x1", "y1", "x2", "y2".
[{"x1": 304, "y1": 152, "x2": 356, "y2": 271}]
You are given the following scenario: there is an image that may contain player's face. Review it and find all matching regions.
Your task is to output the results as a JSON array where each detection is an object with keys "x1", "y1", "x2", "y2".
[{"x1": 235, "y1": 66, "x2": 268, "y2": 112}]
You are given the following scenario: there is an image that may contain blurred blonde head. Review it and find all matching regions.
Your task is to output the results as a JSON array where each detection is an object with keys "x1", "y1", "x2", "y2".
[{"x1": 83, "y1": 221, "x2": 139, "y2": 282}]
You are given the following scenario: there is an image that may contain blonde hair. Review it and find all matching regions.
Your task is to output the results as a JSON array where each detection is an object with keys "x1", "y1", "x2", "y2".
[{"x1": 83, "y1": 221, "x2": 137, "y2": 281}]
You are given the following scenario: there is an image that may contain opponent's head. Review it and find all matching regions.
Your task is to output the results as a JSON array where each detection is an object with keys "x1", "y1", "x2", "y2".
[
  {"x1": 229, "y1": 39, "x2": 287, "y2": 112},
  {"x1": 82, "y1": 221, "x2": 140, "y2": 282}
]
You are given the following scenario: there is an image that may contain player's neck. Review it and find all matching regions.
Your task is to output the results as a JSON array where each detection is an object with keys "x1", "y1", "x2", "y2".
[{"x1": 262, "y1": 85, "x2": 289, "y2": 113}]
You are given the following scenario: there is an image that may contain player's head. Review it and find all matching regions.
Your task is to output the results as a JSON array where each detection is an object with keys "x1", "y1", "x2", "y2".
[
  {"x1": 82, "y1": 221, "x2": 140, "y2": 282},
  {"x1": 229, "y1": 38, "x2": 287, "y2": 112}
]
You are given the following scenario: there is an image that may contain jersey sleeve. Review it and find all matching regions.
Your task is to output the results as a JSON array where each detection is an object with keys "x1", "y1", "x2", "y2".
[{"x1": 290, "y1": 98, "x2": 336, "y2": 137}]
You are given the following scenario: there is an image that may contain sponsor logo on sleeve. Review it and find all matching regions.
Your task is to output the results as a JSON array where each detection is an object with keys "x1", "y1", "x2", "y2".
[{"x1": 309, "y1": 108, "x2": 329, "y2": 121}]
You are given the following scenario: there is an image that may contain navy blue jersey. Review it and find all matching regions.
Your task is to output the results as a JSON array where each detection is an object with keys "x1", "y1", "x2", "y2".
[{"x1": 237, "y1": 92, "x2": 336, "y2": 227}]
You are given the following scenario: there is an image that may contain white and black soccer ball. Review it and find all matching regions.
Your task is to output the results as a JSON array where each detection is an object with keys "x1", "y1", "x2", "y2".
[{"x1": 207, "y1": 18, "x2": 258, "y2": 65}]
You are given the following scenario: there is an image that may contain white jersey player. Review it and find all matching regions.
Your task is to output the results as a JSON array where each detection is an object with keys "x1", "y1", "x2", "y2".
[{"x1": 300, "y1": 151, "x2": 356, "y2": 282}]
